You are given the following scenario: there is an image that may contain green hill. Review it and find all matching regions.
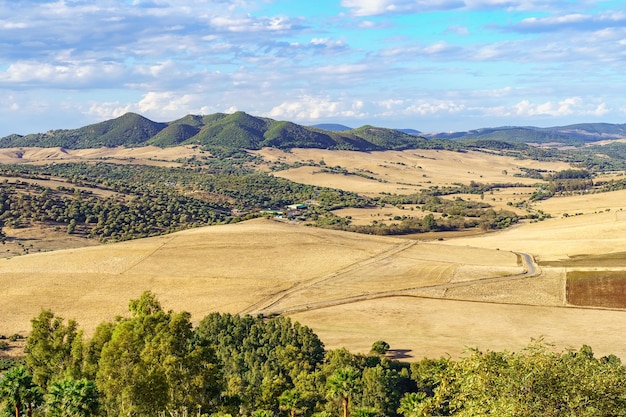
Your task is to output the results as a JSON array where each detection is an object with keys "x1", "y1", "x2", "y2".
[
  {"x1": 431, "y1": 123, "x2": 626, "y2": 145},
  {"x1": 3, "y1": 111, "x2": 622, "y2": 151},
  {"x1": 349, "y1": 125, "x2": 422, "y2": 149},
  {"x1": 0, "y1": 113, "x2": 167, "y2": 148},
  {"x1": 0, "y1": 111, "x2": 430, "y2": 151}
]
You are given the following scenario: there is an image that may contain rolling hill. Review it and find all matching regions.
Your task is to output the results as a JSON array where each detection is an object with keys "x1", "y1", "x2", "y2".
[
  {"x1": 2, "y1": 111, "x2": 624, "y2": 151},
  {"x1": 427, "y1": 123, "x2": 626, "y2": 145},
  {"x1": 0, "y1": 111, "x2": 426, "y2": 152}
]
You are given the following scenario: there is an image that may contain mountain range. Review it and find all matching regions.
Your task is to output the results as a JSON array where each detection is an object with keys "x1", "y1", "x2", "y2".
[
  {"x1": 423, "y1": 123, "x2": 626, "y2": 145},
  {"x1": 1, "y1": 111, "x2": 625, "y2": 151},
  {"x1": 0, "y1": 112, "x2": 428, "y2": 151}
]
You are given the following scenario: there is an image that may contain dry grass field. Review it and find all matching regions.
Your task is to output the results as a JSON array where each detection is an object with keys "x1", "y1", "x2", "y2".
[
  {"x1": 3, "y1": 146, "x2": 626, "y2": 360},
  {"x1": 256, "y1": 148, "x2": 571, "y2": 194},
  {"x1": 0, "y1": 146, "x2": 198, "y2": 166}
]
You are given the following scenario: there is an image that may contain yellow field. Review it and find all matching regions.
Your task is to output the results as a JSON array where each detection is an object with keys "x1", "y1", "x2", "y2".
[
  {"x1": 255, "y1": 148, "x2": 571, "y2": 194},
  {"x1": 3, "y1": 146, "x2": 626, "y2": 360}
]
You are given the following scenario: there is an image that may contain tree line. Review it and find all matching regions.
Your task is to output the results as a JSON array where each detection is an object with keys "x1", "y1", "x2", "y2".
[
  {"x1": 0, "y1": 161, "x2": 526, "y2": 244},
  {"x1": 3, "y1": 292, "x2": 626, "y2": 417}
]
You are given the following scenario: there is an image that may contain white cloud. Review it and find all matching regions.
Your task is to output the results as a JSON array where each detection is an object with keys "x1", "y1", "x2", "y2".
[
  {"x1": 515, "y1": 97, "x2": 582, "y2": 117},
  {"x1": 268, "y1": 96, "x2": 367, "y2": 121},
  {"x1": 0, "y1": 61, "x2": 126, "y2": 87},
  {"x1": 403, "y1": 100, "x2": 466, "y2": 116},
  {"x1": 340, "y1": 0, "x2": 569, "y2": 16}
]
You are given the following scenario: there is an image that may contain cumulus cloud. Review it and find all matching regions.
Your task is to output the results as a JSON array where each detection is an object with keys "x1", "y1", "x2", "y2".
[
  {"x1": 515, "y1": 97, "x2": 579, "y2": 117},
  {"x1": 341, "y1": 0, "x2": 465, "y2": 16},
  {"x1": 0, "y1": 61, "x2": 126, "y2": 88},
  {"x1": 268, "y1": 96, "x2": 367, "y2": 121}
]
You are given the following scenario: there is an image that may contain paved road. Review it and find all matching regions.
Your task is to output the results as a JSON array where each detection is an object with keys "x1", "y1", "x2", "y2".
[{"x1": 255, "y1": 250, "x2": 540, "y2": 317}]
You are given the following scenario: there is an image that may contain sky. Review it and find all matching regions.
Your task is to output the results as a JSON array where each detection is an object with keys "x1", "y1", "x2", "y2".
[{"x1": 1, "y1": 0, "x2": 626, "y2": 137}]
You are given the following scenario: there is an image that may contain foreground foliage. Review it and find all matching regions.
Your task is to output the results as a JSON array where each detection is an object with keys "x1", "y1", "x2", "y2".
[{"x1": 3, "y1": 293, "x2": 626, "y2": 417}]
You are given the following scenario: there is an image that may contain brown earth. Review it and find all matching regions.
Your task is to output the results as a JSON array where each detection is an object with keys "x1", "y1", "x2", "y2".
[{"x1": 567, "y1": 271, "x2": 626, "y2": 309}]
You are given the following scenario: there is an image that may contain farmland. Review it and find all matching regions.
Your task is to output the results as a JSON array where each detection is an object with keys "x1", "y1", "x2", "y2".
[{"x1": 1, "y1": 144, "x2": 626, "y2": 361}]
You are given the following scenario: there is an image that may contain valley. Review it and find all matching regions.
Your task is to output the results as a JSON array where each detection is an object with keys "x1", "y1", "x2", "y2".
[{"x1": 2, "y1": 143, "x2": 626, "y2": 360}]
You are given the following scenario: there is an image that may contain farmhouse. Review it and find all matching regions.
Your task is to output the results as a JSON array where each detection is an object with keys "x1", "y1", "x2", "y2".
[{"x1": 287, "y1": 203, "x2": 308, "y2": 210}]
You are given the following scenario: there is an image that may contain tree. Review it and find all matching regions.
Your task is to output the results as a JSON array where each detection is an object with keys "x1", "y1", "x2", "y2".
[
  {"x1": 0, "y1": 219, "x2": 6, "y2": 244},
  {"x1": 423, "y1": 342, "x2": 626, "y2": 416},
  {"x1": 279, "y1": 389, "x2": 305, "y2": 417},
  {"x1": 46, "y1": 377, "x2": 99, "y2": 417},
  {"x1": 0, "y1": 366, "x2": 44, "y2": 417},
  {"x1": 369, "y1": 341, "x2": 390, "y2": 357},
  {"x1": 357, "y1": 365, "x2": 401, "y2": 417},
  {"x1": 96, "y1": 291, "x2": 222, "y2": 416},
  {"x1": 421, "y1": 214, "x2": 436, "y2": 231},
  {"x1": 24, "y1": 310, "x2": 82, "y2": 390},
  {"x1": 326, "y1": 367, "x2": 361, "y2": 417},
  {"x1": 397, "y1": 392, "x2": 427, "y2": 417}
]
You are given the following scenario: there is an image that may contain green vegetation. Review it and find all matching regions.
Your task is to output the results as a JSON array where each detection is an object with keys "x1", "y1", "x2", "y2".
[
  {"x1": 0, "y1": 112, "x2": 431, "y2": 152},
  {"x1": 3, "y1": 294, "x2": 626, "y2": 417},
  {"x1": 0, "y1": 158, "x2": 532, "y2": 243},
  {"x1": 0, "y1": 161, "x2": 370, "y2": 243}
]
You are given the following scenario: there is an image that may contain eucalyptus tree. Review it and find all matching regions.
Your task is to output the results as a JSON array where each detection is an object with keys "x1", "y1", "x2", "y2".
[
  {"x1": 24, "y1": 310, "x2": 82, "y2": 390},
  {"x1": 96, "y1": 291, "x2": 222, "y2": 416}
]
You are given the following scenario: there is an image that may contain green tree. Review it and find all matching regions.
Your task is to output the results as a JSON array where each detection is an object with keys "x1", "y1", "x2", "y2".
[
  {"x1": 46, "y1": 377, "x2": 99, "y2": 417},
  {"x1": 96, "y1": 291, "x2": 222, "y2": 416},
  {"x1": 326, "y1": 367, "x2": 361, "y2": 417},
  {"x1": 0, "y1": 366, "x2": 43, "y2": 417},
  {"x1": 0, "y1": 219, "x2": 6, "y2": 244},
  {"x1": 253, "y1": 410, "x2": 275, "y2": 417},
  {"x1": 24, "y1": 310, "x2": 82, "y2": 390},
  {"x1": 369, "y1": 341, "x2": 390, "y2": 357},
  {"x1": 357, "y1": 365, "x2": 401, "y2": 417},
  {"x1": 351, "y1": 408, "x2": 379, "y2": 417},
  {"x1": 397, "y1": 392, "x2": 427, "y2": 417},
  {"x1": 421, "y1": 214, "x2": 436, "y2": 231},
  {"x1": 279, "y1": 389, "x2": 305, "y2": 417},
  {"x1": 425, "y1": 342, "x2": 626, "y2": 416}
]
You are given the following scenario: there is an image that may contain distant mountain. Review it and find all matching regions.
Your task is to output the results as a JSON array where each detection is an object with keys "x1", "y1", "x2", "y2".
[
  {"x1": 2, "y1": 112, "x2": 624, "y2": 151},
  {"x1": 0, "y1": 111, "x2": 427, "y2": 152},
  {"x1": 396, "y1": 128, "x2": 422, "y2": 135},
  {"x1": 310, "y1": 123, "x2": 353, "y2": 131},
  {"x1": 426, "y1": 123, "x2": 626, "y2": 145}
]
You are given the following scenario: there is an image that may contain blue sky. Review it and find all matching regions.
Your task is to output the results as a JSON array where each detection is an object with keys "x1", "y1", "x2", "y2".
[{"x1": 1, "y1": 0, "x2": 625, "y2": 136}]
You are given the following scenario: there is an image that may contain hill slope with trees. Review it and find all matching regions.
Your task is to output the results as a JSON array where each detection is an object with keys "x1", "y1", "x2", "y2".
[{"x1": 0, "y1": 112, "x2": 428, "y2": 152}]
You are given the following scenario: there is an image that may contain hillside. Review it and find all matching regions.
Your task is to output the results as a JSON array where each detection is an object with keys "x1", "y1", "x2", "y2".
[
  {"x1": 3, "y1": 203, "x2": 626, "y2": 360},
  {"x1": 428, "y1": 123, "x2": 626, "y2": 145},
  {"x1": 0, "y1": 111, "x2": 426, "y2": 151}
]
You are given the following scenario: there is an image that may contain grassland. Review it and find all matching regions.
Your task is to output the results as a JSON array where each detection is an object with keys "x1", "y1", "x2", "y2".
[{"x1": 2, "y1": 146, "x2": 626, "y2": 360}]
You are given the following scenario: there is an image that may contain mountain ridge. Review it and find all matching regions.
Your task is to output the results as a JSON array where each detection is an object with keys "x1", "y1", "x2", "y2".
[
  {"x1": 1, "y1": 111, "x2": 625, "y2": 150},
  {"x1": 0, "y1": 111, "x2": 425, "y2": 151}
]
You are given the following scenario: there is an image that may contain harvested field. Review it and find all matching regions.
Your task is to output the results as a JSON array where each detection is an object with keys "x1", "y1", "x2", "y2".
[
  {"x1": 4, "y1": 146, "x2": 626, "y2": 360},
  {"x1": 290, "y1": 296, "x2": 626, "y2": 360},
  {"x1": 540, "y1": 252, "x2": 626, "y2": 268},
  {"x1": 567, "y1": 271, "x2": 626, "y2": 309},
  {"x1": 0, "y1": 146, "x2": 199, "y2": 166},
  {"x1": 255, "y1": 148, "x2": 572, "y2": 196}
]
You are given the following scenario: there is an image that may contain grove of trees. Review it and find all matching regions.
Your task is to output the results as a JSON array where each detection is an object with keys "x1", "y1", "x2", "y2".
[{"x1": 3, "y1": 292, "x2": 626, "y2": 417}]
